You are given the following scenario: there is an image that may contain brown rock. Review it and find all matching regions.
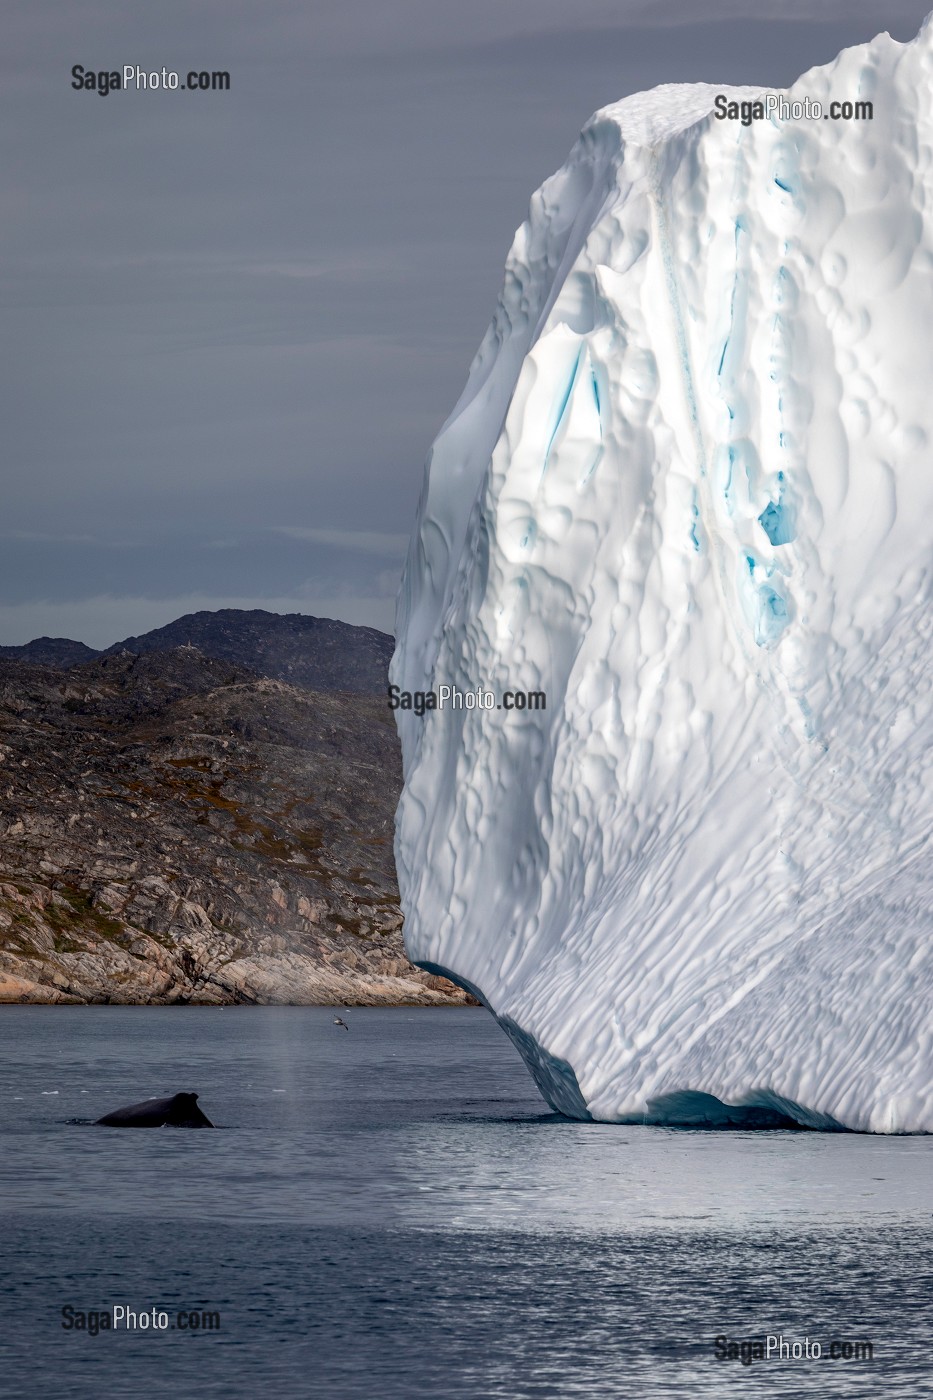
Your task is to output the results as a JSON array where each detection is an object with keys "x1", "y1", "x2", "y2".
[{"x1": 0, "y1": 647, "x2": 476, "y2": 1007}]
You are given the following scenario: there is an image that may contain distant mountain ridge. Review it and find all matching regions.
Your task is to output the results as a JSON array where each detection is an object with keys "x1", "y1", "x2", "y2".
[
  {"x1": 0, "y1": 637, "x2": 99, "y2": 668},
  {"x1": 0, "y1": 609, "x2": 394, "y2": 695}
]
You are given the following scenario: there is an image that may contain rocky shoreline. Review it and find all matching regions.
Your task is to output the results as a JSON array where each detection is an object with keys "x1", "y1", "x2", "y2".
[{"x1": 0, "y1": 631, "x2": 470, "y2": 1007}]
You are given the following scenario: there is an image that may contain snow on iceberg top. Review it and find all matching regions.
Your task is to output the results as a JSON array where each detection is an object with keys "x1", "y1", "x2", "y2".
[
  {"x1": 589, "y1": 17, "x2": 918, "y2": 147},
  {"x1": 590, "y1": 82, "x2": 767, "y2": 146}
]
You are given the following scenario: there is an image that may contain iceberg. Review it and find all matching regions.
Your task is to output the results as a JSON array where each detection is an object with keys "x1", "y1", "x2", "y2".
[{"x1": 391, "y1": 19, "x2": 933, "y2": 1132}]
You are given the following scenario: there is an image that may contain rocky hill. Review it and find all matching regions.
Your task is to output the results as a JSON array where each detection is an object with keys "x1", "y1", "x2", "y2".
[
  {"x1": 0, "y1": 641, "x2": 465, "y2": 1006},
  {"x1": 0, "y1": 608, "x2": 395, "y2": 696},
  {"x1": 105, "y1": 609, "x2": 395, "y2": 693},
  {"x1": 0, "y1": 637, "x2": 99, "y2": 668}
]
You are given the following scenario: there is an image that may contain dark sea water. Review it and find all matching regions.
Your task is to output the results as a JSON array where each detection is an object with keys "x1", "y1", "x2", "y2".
[{"x1": 0, "y1": 1006, "x2": 930, "y2": 1399}]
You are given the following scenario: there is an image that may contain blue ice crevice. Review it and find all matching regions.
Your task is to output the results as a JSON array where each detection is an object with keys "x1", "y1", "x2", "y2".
[
  {"x1": 741, "y1": 553, "x2": 792, "y2": 648},
  {"x1": 758, "y1": 469, "x2": 796, "y2": 545},
  {"x1": 541, "y1": 347, "x2": 583, "y2": 479}
]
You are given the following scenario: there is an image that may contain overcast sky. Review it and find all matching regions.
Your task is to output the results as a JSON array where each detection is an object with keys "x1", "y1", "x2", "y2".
[{"x1": 2, "y1": 0, "x2": 929, "y2": 645}]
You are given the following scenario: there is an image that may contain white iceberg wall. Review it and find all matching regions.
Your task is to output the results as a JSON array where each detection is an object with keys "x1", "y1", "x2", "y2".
[{"x1": 392, "y1": 23, "x2": 933, "y2": 1132}]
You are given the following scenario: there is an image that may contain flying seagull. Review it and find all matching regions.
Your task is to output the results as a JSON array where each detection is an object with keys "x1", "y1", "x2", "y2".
[{"x1": 333, "y1": 1015, "x2": 349, "y2": 1031}]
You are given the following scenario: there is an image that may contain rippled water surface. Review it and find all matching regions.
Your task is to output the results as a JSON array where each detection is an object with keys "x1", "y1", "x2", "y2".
[{"x1": 1, "y1": 1007, "x2": 930, "y2": 1398}]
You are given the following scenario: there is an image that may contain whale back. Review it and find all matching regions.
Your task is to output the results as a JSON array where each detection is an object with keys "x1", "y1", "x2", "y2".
[{"x1": 95, "y1": 1092, "x2": 214, "y2": 1128}]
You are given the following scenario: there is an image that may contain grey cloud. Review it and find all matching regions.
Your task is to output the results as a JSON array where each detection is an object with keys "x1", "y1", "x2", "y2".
[
  {"x1": 3, "y1": 0, "x2": 931, "y2": 642},
  {"x1": 271, "y1": 528, "x2": 410, "y2": 556}
]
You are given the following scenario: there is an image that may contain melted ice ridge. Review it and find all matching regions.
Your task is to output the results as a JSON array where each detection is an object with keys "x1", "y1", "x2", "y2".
[{"x1": 392, "y1": 19, "x2": 933, "y2": 1132}]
